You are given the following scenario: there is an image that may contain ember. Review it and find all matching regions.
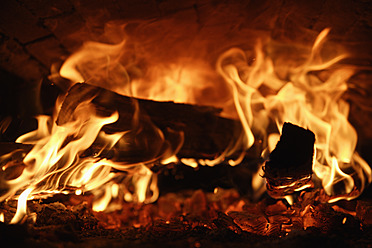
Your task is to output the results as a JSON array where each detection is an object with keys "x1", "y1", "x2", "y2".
[{"x1": 0, "y1": 0, "x2": 371, "y2": 247}]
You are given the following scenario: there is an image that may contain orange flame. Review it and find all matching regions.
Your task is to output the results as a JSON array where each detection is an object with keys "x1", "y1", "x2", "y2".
[
  {"x1": 217, "y1": 28, "x2": 371, "y2": 202},
  {"x1": 0, "y1": 25, "x2": 371, "y2": 224},
  {"x1": 0, "y1": 96, "x2": 161, "y2": 222}
]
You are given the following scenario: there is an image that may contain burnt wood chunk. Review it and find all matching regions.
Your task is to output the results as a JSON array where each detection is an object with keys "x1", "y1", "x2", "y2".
[
  {"x1": 265, "y1": 122, "x2": 315, "y2": 178},
  {"x1": 56, "y1": 83, "x2": 242, "y2": 161},
  {"x1": 264, "y1": 122, "x2": 315, "y2": 197}
]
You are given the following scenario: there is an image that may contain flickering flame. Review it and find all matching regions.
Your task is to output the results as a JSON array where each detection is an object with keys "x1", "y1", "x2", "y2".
[
  {"x1": 251, "y1": 166, "x2": 266, "y2": 200},
  {"x1": 10, "y1": 187, "x2": 33, "y2": 224},
  {"x1": 0, "y1": 24, "x2": 371, "y2": 224},
  {"x1": 0, "y1": 94, "x2": 162, "y2": 222},
  {"x1": 217, "y1": 28, "x2": 371, "y2": 201}
]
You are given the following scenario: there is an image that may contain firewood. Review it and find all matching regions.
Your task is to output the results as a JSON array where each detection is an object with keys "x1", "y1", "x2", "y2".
[
  {"x1": 263, "y1": 122, "x2": 315, "y2": 198},
  {"x1": 57, "y1": 83, "x2": 243, "y2": 161},
  {"x1": 0, "y1": 142, "x2": 32, "y2": 156},
  {"x1": 0, "y1": 142, "x2": 31, "y2": 185}
]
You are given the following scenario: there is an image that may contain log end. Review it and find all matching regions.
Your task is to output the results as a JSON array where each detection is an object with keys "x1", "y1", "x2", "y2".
[{"x1": 263, "y1": 122, "x2": 316, "y2": 198}]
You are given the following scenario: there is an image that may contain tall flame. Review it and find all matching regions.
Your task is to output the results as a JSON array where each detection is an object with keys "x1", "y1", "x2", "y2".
[{"x1": 217, "y1": 28, "x2": 371, "y2": 202}]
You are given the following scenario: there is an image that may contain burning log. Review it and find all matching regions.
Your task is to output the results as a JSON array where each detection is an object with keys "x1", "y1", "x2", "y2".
[
  {"x1": 57, "y1": 83, "x2": 243, "y2": 162},
  {"x1": 263, "y1": 122, "x2": 315, "y2": 199},
  {"x1": 0, "y1": 142, "x2": 32, "y2": 185}
]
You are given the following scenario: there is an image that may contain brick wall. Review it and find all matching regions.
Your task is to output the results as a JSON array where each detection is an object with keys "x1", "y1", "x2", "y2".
[{"x1": 0, "y1": 0, "x2": 371, "y2": 83}]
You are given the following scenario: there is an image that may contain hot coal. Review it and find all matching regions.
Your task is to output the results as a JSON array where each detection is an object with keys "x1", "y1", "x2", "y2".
[{"x1": 0, "y1": 187, "x2": 370, "y2": 248}]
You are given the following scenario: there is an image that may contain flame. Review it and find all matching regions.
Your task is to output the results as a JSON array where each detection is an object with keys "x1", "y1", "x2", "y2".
[
  {"x1": 59, "y1": 29, "x2": 231, "y2": 113},
  {"x1": 251, "y1": 166, "x2": 266, "y2": 200},
  {"x1": 10, "y1": 187, "x2": 33, "y2": 224},
  {"x1": 217, "y1": 28, "x2": 371, "y2": 201},
  {"x1": 0, "y1": 94, "x2": 162, "y2": 222},
  {"x1": 0, "y1": 23, "x2": 371, "y2": 224},
  {"x1": 60, "y1": 40, "x2": 129, "y2": 94}
]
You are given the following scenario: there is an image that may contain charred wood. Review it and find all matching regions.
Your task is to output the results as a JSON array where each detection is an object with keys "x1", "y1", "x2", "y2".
[
  {"x1": 57, "y1": 83, "x2": 243, "y2": 162},
  {"x1": 263, "y1": 122, "x2": 315, "y2": 198}
]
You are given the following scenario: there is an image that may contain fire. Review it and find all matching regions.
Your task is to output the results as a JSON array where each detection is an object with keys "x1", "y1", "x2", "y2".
[
  {"x1": 217, "y1": 28, "x2": 371, "y2": 202},
  {"x1": 9, "y1": 187, "x2": 33, "y2": 224},
  {"x1": 0, "y1": 95, "x2": 160, "y2": 222},
  {"x1": 0, "y1": 24, "x2": 371, "y2": 224}
]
